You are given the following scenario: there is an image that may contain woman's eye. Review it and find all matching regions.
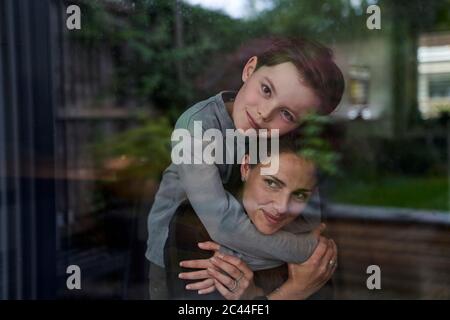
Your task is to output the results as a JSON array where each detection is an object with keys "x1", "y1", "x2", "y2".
[
  {"x1": 281, "y1": 109, "x2": 295, "y2": 123},
  {"x1": 295, "y1": 193, "x2": 308, "y2": 202},
  {"x1": 261, "y1": 84, "x2": 271, "y2": 97}
]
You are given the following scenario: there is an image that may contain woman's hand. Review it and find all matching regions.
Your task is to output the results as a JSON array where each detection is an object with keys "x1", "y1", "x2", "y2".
[
  {"x1": 206, "y1": 252, "x2": 264, "y2": 300},
  {"x1": 268, "y1": 235, "x2": 338, "y2": 300},
  {"x1": 178, "y1": 241, "x2": 221, "y2": 295},
  {"x1": 179, "y1": 241, "x2": 264, "y2": 299}
]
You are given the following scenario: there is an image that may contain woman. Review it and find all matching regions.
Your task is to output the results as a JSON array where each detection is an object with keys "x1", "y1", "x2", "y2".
[{"x1": 162, "y1": 136, "x2": 338, "y2": 300}]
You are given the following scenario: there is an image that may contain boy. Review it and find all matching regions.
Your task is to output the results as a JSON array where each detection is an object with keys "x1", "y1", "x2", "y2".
[{"x1": 146, "y1": 37, "x2": 344, "y2": 299}]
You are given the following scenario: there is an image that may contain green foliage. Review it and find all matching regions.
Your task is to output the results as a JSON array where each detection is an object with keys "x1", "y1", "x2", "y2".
[
  {"x1": 435, "y1": 103, "x2": 450, "y2": 116},
  {"x1": 69, "y1": 0, "x2": 115, "y2": 45},
  {"x1": 297, "y1": 112, "x2": 340, "y2": 176},
  {"x1": 255, "y1": 0, "x2": 375, "y2": 42},
  {"x1": 331, "y1": 175, "x2": 449, "y2": 211},
  {"x1": 93, "y1": 116, "x2": 172, "y2": 181},
  {"x1": 74, "y1": 0, "x2": 249, "y2": 117},
  {"x1": 434, "y1": 0, "x2": 450, "y2": 31},
  {"x1": 72, "y1": 0, "x2": 450, "y2": 114}
]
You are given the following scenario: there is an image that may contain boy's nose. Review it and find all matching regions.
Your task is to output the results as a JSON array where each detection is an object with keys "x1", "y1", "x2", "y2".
[{"x1": 257, "y1": 103, "x2": 273, "y2": 121}]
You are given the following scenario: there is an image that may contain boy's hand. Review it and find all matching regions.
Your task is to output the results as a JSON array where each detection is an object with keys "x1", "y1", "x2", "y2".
[{"x1": 178, "y1": 241, "x2": 221, "y2": 295}]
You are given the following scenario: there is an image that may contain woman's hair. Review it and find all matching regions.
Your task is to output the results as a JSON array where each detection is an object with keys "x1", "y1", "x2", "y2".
[
  {"x1": 248, "y1": 133, "x2": 309, "y2": 167},
  {"x1": 246, "y1": 130, "x2": 325, "y2": 182},
  {"x1": 223, "y1": 133, "x2": 321, "y2": 195},
  {"x1": 255, "y1": 37, "x2": 345, "y2": 115}
]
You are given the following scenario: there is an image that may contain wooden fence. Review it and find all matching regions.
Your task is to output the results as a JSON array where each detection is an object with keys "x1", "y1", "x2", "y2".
[{"x1": 326, "y1": 204, "x2": 450, "y2": 299}]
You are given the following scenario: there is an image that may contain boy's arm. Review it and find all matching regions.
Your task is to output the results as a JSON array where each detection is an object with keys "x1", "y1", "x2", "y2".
[{"x1": 177, "y1": 160, "x2": 318, "y2": 268}]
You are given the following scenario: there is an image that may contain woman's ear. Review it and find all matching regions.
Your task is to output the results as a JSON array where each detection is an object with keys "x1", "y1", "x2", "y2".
[
  {"x1": 240, "y1": 154, "x2": 251, "y2": 182},
  {"x1": 242, "y1": 56, "x2": 258, "y2": 83}
]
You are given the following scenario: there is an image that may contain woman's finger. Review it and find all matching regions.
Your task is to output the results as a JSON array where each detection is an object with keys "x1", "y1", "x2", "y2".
[
  {"x1": 332, "y1": 259, "x2": 338, "y2": 273},
  {"x1": 214, "y1": 279, "x2": 233, "y2": 300},
  {"x1": 207, "y1": 267, "x2": 237, "y2": 291},
  {"x1": 327, "y1": 240, "x2": 337, "y2": 266},
  {"x1": 210, "y1": 256, "x2": 243, "y2": 280},
  {"x1": 180, "y1": 259, "x2": 211, "y2": 269},
  {"x1": 179, "y1": 269, "x2": 210, "y2": 280},
  {"x1": 320, "y1": 241, "x2": 335, "y2": 275},
  {"x1": 198, "y1": 285, "x2": 216, "y2": 295},
  {"x1": 308, "y1": 236, "x2": 330, "y2": 266},
  {"x1": 332, "y1": 240, "x2": 338, "y2": 261},
  {"x1": 325, "y1": 240, "x2": 338, "y2": 278},
  {"x1": 323, "y1": 256, "x2": 338, "y2": 283},
  {"x1": 216, "y1": 254, "x2": 253, "y2": 279},
  {"x1": 185, "y1": 278, "x2": 215, "y2": 291},
  {"x1": 322, "y1": 241, "x2": 334, "y2": 265},
  {"x1": 198, "y1": 241, "x2": 221, "y2": 252}
]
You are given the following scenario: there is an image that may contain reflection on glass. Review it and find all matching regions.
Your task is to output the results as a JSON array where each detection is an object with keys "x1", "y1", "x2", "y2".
[{"x1": 0, "y1": 0, "x2": 449, "y2": 300}]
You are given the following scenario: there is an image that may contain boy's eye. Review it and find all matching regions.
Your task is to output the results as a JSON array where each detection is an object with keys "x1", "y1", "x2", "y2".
[
  {"x1": 261, "y1": 84, "x2": 272, "y2": 97},
  {"x1": 264, "y1": 179, "x2": 278, "y2": 189},
  {"x1": 280, "y1": 109, "x2": 295, "y2": 123}
]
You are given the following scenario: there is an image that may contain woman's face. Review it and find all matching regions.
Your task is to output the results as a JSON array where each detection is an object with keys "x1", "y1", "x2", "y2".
[
  {"x1": 231, "y1": 56, "x2": 321, "y2": 137},
  {"x1": 241, "y1": 152, "x2": 317, "y2": 235}
]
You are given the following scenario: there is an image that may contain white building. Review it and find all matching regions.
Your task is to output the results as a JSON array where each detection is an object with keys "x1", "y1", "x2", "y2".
[{"x1": 418, "y1": 32, "x2": 450, "y2": 119}]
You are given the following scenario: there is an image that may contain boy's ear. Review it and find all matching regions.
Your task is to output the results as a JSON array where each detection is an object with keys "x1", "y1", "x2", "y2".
[{"x1": 242, "y1": 56, "x2": 258, "y2": 82}]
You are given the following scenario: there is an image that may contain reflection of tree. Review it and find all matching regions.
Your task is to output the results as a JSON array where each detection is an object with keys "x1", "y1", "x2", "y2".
[
  {"x1": 93, "y1": 117, "x2": 172, "y2": 200},
  {"x1": 71, "y1": 0, "x2": 450, "y2": 198},
  {"x1": 256, "y1": 0, "x2": 370, "y2": 41},
  {"x1": 298, "y1": 112, "x2": 340, "y2": 176},
  {"x1": 74, "y1": 0, "x2": 251, "y2": 118}
]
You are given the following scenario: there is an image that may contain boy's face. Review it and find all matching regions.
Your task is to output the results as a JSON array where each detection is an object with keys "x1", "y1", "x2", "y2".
[{"x1": 231, "y1": 56, "x2": 321, "y2": 136}]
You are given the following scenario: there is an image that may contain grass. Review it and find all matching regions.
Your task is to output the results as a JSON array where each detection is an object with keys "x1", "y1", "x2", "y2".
[{"x1": 329, "y1": 175, "x2": 449, "y2": 212}]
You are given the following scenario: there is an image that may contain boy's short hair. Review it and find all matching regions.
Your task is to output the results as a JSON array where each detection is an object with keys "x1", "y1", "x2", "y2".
[{"x1": 255, "y1": 37, "x2": 345, "y2": 115}]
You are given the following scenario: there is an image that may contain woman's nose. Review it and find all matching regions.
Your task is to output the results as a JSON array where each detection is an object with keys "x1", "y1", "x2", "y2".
[{"x1": 273, "y1": 196, "x2": 289, "y2": 216}]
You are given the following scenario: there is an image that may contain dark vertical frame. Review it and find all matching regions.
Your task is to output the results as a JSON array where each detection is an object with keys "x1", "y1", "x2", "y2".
[
  {"x1": 0, "y1": 0, "x2": 57, "y2": 299},
  {"x1": 30, "y1": 0, "x2": 57, "y2": 299},
  {"x1": 0, "y1": 0, "x2": 8, "y2": 301}
]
